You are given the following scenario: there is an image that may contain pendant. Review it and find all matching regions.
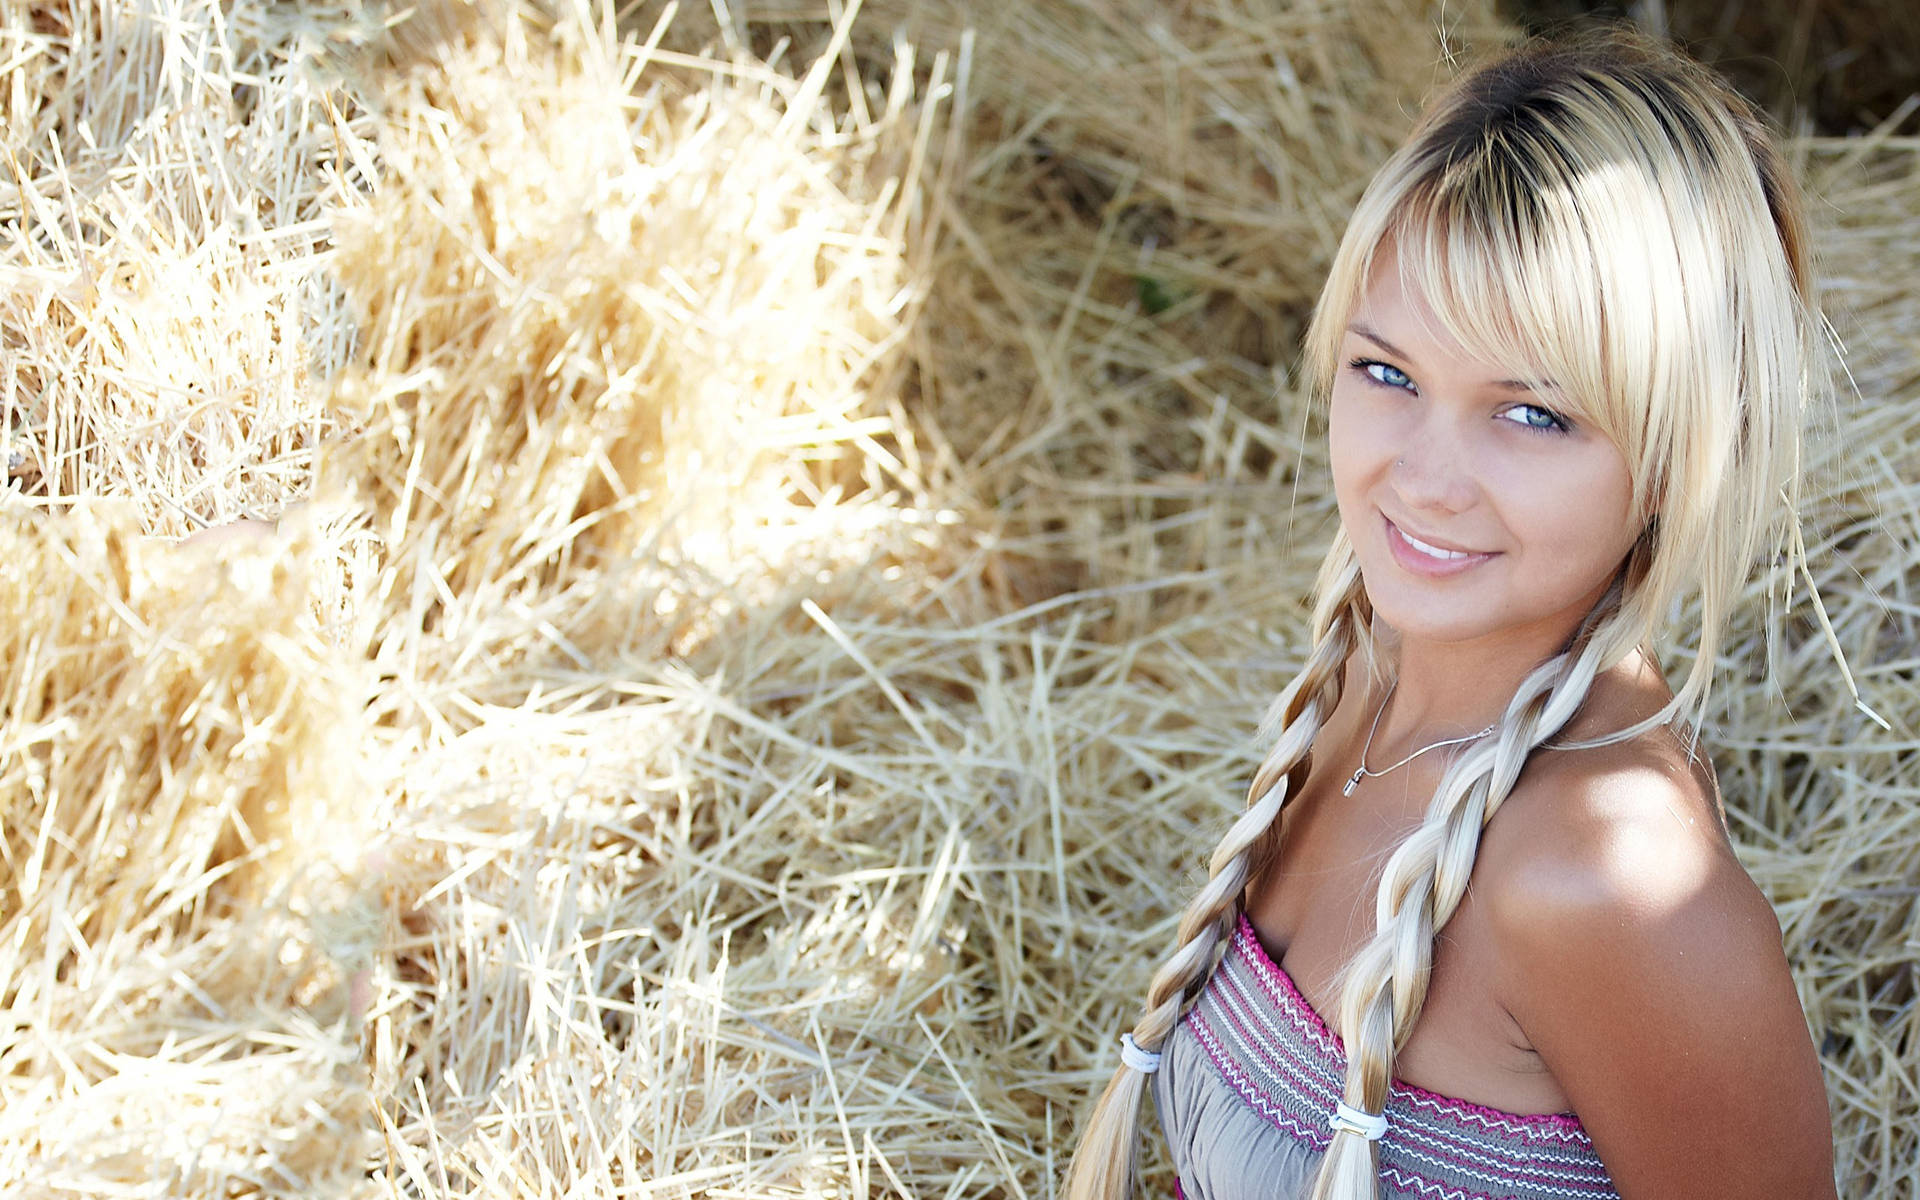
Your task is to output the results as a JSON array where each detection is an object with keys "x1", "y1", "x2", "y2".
[{"x1": 1342, "y1": 767, "x2": 1364, "y2": 796}]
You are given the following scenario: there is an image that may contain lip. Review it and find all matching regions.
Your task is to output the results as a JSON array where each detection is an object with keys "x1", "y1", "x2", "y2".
[{"x1": 1382, "y1": 514, "x2": 1497, "y2": 577}]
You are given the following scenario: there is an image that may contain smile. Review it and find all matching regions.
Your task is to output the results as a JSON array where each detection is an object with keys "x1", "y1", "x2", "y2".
[{"x1": 1383, "y1": 515, "x2": 1497, "y2": 576}]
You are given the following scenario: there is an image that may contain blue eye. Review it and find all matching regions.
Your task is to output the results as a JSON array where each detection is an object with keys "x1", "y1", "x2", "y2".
[
  {"x1": 1349, "y1": 357, "x2": 1413, "y2": 390},
  {"x1": 1498, "y1": 403, "x2": 1571, "y2": 433}
]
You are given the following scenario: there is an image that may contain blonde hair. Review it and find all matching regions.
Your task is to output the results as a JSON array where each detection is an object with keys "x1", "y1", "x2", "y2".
[{"x1": 1065, "y1": 25, "x2": 1820, "y2": 1200}]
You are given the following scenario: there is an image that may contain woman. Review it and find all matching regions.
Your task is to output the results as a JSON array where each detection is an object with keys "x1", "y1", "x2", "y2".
[{"x1": 1065, "y1": 26, "x2": 1839, "y2": 1200}]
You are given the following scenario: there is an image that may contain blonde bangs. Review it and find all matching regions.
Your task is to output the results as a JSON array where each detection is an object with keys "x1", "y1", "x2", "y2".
[
  {"x1": 1318, "y1": 152, "x2": 1705, "y2": 525},
  {"x1": 1386, "y1": 184, "x2": 1613, "y2": 428}
]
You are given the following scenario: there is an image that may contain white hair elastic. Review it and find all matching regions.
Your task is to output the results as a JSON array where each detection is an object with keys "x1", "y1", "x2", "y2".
[
  {"x1": 1119, "y1": 1033, "x2": 1162, "y2": 1074},
  {"x1": 1330, "y1": 1100, "x2": 1389, "y2": 1141}
]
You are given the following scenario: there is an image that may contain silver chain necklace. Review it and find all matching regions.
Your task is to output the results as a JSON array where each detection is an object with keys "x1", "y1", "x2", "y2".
[{"x1": 1341, "y1": 681, "x2": 1498, "y2": 796}]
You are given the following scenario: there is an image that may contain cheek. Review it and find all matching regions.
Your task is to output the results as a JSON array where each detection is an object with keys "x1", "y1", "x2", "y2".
[
  {"x1": 1499, "y1": 450, "x2": 1639, "y2": 576},
  {"x1": 1327, "y1": 385, "x2": 1391, "y2": 495}
]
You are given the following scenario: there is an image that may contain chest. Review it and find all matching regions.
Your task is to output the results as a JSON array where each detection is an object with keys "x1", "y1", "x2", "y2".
[
  {"x1": 1241, "y1": 755, "x2": 1572, "y2": 1113},
  {"x1": 1248, "y1": 758, "x2": 1455, "y2": 999}
]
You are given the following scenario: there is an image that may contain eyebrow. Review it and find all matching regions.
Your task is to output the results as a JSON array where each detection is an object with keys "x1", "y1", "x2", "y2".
[{"x1": 1347, "y1": 323, "x2": 1556, "y2": 392}]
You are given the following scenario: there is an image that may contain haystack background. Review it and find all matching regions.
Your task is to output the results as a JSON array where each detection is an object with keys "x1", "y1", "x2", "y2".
[{"x1": 0, "y1": 1, "x2": 1913, "y2": 1197}]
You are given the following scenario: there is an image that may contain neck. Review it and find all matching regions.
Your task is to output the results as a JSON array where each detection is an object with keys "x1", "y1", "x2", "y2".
[{"x1": 1368, "y1": 617, "x2": 1579, "y2": 756}]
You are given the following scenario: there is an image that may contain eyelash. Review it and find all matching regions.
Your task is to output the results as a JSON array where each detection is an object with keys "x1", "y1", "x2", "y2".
[{"x1": 1344, "y1": 356, "x2": 1572, "y2": 435}]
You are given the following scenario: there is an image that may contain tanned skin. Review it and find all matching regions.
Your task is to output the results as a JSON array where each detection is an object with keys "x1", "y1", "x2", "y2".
[{"x1": 1244, "y1": 650, "x2": 1838, "y2": 1199}]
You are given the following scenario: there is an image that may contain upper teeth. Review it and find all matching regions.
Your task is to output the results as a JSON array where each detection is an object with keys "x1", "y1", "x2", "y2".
[{"x1": 1402, "y1": 529, "x2": 1472, "y2": 560}]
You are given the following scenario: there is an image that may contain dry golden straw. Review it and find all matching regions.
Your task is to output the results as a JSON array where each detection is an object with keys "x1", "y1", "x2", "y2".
[{"x1": 0, "y1": 1, "x2": 1913, "y2": 1197}]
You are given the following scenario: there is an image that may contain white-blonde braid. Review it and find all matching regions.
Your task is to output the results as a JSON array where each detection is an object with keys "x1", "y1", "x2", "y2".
[
  {"x1": 1062, "y1": 549, "x2": 1367, "y2": 1200},
  {"x1": 1307, "y1": 586, "x2": 1631, "y2": 1199}
]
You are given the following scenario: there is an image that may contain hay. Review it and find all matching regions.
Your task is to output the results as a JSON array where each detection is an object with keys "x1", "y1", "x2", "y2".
[
  {"x1": 0, "y1": 497, "x2": 377, "y2": 1193},
  {"x1": 1505, "y1": 0, "x2": 1920, "y2": 135},
  {"x1": 1716, "y1": 127, "x2": 1920, "y2": 1193},
  {"x1": 0, "y1": 1, "x2": 1915, "y2": 1198},
  {"x1": 0, "y1": 1, "x2": 378, "y2": 533}
]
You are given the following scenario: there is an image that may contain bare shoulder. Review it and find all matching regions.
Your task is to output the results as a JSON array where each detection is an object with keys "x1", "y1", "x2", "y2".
[
  {"x1": 1477, "y1": 723, "x2": 1754, "y2": 942},
  {"x1": 1475, "y1": 650, "x2": 1748, "y2": 934},
  {"x1": 1471, "y1": 720, "x2": 1837, "y2": 1197}
]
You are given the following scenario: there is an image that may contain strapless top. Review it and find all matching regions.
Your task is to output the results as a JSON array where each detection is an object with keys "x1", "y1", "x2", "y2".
[{"x1": 1148, "y1": 915, "x2": 1620, "y2": 1200}]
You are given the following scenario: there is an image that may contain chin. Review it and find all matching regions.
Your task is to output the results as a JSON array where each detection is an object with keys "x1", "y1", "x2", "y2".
[
  {"x1": 1358, "y1": 562, "x2": 1525, "y2": 646},
  {"x1": 1364, "y1": 563, "x2": 1615, "y2": 651},
  {"x1": 1370, "y1": 601, "x2": 1508, "y2": 646}
]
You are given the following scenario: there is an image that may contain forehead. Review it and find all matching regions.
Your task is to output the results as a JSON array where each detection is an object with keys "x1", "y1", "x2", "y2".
[{"x1": 1346, "y1": 254, "x2": 1544, "y2": 385}]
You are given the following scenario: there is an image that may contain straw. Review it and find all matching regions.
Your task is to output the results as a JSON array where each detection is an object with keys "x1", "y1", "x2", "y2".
[{"x1": 1, "y1": 2, "x2": 1914, "y2": 1197}]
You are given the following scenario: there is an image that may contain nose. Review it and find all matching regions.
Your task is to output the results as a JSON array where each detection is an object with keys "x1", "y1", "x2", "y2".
[{"x1": 1389, "y1": 422, "x2": 1479, "y2": 515}]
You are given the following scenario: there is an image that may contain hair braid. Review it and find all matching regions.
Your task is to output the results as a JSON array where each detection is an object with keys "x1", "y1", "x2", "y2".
[
  {"x1": 1062, "y1": 549, "x2": 1368, "y2": 1200},
  {"x1": 1308, "y1": 586, "x2": 1630, "y2": 1200}
]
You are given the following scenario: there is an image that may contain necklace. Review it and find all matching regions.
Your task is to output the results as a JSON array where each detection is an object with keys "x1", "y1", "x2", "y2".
[{"x1": 1341, "y1": 681, "x2": 1498, "y2": 796}]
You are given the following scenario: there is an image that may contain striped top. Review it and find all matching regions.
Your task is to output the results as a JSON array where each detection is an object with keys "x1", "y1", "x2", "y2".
[{"x1": 1148, "y1": 915, "x2": 1619, "y2": 1200}]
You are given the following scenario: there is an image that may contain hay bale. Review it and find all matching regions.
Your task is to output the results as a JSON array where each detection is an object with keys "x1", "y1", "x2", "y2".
[
  {"x1": 0, "y1": 499, "x2": 376, "y2": 1197},
  {"x1": 1702, "y1": 134, "x2": 1920, "y2": 1196},
  {"x1": 0, "y1": 1, "x2": 381, "y2": 534},
  {"x1": 308, "y1": 2, "x2": 943, "y2": 691},
  {"x1": 294, "y1": 7, "x2": 1003, "y2": 1197},
  {"x1": 0, "y1": 498, "x2": 365, "y2": 946}
]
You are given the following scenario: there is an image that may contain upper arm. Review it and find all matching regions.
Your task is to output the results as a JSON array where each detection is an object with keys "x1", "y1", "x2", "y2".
[{"x1": 1482, "y1": 764, "x2": 1837, "y2": 1200}]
